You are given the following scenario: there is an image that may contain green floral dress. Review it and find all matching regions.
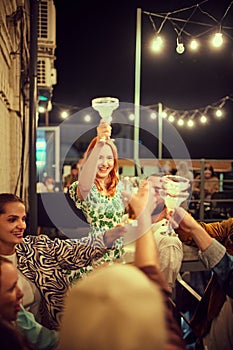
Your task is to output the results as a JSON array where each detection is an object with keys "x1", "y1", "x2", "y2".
[{"x1": 69, "y1": 180, "x2": 126, "y2": 265}]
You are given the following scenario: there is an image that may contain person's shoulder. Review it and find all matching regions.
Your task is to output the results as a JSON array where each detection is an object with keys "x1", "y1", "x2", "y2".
[{"x1": 22, "y1": 234, "x2": 54, "y2": 245}]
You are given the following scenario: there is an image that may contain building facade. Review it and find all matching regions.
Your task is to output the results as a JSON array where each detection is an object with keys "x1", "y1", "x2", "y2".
[
  {"x1": 0, "y1": 0, "x2": 31, "y2": 202},
  {"x1": 0, "y1": 0, "x2": 56, "y2": 213}
]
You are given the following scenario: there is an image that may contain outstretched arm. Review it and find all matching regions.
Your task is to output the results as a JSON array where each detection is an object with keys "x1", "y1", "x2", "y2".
[
  {"x1": 77, "y1": 121, "x2": 111, "y2": 199},
  {"x1": 172, "y1": 207, "x2": 213, "y2": 251},
  {"x1": 173, "y1": 207, "x2": 233, "y2": 298}
]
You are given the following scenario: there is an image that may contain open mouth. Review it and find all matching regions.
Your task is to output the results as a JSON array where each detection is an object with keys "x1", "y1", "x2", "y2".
[
  {"x1": 98, "y1": 167, "x2": 109, "y2": 172},
  {"x1": 13, "y1": 232, "x2": 24, "y2": 238},
  {"x1": 15, "y1": 304, "x2": 21, "y2": 312}
]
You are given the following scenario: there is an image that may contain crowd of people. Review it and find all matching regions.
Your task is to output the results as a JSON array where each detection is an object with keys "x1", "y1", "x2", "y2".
[{"x1": 1, "y1": 120, "x2": 232, "y2": 350}]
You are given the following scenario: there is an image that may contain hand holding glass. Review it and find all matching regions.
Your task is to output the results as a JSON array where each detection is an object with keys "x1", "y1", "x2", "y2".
[
  {"x1": 92, "y1": 97, "x2": 119, "y2": 142},
  {"x1": 159, "y1": 175, "x2": 190, "y2": 236}
]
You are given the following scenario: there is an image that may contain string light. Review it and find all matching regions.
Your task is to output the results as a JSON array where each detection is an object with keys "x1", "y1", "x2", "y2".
[
  {"x1": 189, "y1": 38, "x2": 199, "y2": 50},
  {"x1": 144, "y1": 1, "x2": 233, "y2": 54},
  {"x1": 200, "y1": 114, "x2": 207, "y2": 123},
  {"x1": 84, "y1": 114, "x2": 91, "y2": 122},
  {"x1": 168, "y1": 114, "x2": 175, "y2": 123},
  {"x1": 61, "y1": 111, "x2": 69, "y2": 119},
  {"x1": 211, "y1": 32, "x2": 223, "y2": 48},
  {"x1": 215, "y1": 109, "x2": 223, "y2": 117},
  {"x1": 150, "y1": 112, "x2": 157, "y2": 119},
  {"x1": 187, "y1": 119, "x2": 195, "y2": 127},
  {"x1": 176, "y1": 36, "x2": 185, "y2": 54},
  {"x1": 147, "y1": 94, "x2": 233, "y2": 129},
  {"x1": 161, "y1": 111, "x2": 167, "y2": 118},
  {"x1": 151, "y1": 36, "x2": 163, "y2": 52},
  {"x1": 177, "y1": 118, "x2": 185, "y2": 126},
  {"x1": 129, "y1": 113, "x2": 135, "y2": 121}
]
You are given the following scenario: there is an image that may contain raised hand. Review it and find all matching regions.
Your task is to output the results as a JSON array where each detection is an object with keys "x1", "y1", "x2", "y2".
[
  {"x1": 97, "y1": 120, "x2": 112, "y2": 142},
  {"x1": 122, "y1": 179, "x2": 158, "y2": 219}
]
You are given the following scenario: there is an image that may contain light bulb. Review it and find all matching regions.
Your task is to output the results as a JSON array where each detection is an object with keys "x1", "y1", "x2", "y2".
[
  {"x1": 200, "y1": 115, "x2": 207, "y2": 124},
  {"x1": 84, "y1": 114, "x2": 91, "y2": 122},
  {"x1": 61, "y1": 111, "x2": 69, "y2": 119},
  {"x1": 216, "y1": 109, "x2": 223, "y2": 118},
  {"x1": 189, "y1": 39, "x2": 199, "y2": 51},
  {"x1": 177, "y1": 119, "x2": 184, "y2": 126},
  {"x1": 151, "y1": 36, "x2": 163, "y2": 52},
  {"x1": 150, "y1": 112, "x2": 157, "y2": 120},
  {"x1": 161, "y1": 111, "x2": 167, "y2": 118},
  {"x1": 176, "y1": 37, "x2": 185, "y2": 54},
  {"x1": 212, "y1": 32, "x2": 223, "y2": 48},
  {"x1": 176, "y1": 43, "x2": 185, "y2": 54},
  {"x1": 187, "y1": 120, "x2": 194, "y2": 127},
  {"x1": 168, "y1": 115, "x2": 175, "y2": 123}
]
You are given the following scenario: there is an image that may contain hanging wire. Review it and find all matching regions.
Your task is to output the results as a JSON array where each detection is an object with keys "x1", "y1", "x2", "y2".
[
  {"x1": 197, "y1": 5, "x2": 219, "y2": 24},
  {"x1": 148, "y1": 14, "x2": 157, "y2": 33},
  {"x1": 147, "y1": 94, "x2": 233, "y2": 125},
  {"x1": 143, "y1": 1, "x2": 233, "y2": 33},
  {"x1": 178, "y1": 6, "x2": 199, "y2": 35}
]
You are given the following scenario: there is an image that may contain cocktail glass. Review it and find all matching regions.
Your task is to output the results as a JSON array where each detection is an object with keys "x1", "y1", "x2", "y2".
[
  {"x1": 159, "y1": 175, "x2": 190, "y2": 236},
  {"x1": 92, "y1": 96, "x2": 119, "y2": 142}
]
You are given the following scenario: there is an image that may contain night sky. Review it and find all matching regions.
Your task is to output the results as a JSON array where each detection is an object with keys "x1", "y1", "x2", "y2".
[{"x1": 50, "y1": 0, "x2": 233, "y2": 159}]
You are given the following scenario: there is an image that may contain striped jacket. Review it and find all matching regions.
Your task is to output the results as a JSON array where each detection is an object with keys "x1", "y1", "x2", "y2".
[{"x1": 15, "y1": 234, "x2": 107, "y2": 329}]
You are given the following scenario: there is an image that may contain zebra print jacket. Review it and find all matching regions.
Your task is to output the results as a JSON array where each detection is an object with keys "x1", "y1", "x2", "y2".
[{"x1": 15, "y1": 233, "x2": 107, "y2": 329}]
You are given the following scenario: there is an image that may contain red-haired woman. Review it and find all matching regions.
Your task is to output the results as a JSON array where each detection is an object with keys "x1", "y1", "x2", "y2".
[{"x1": 69, "y1": 121, "x2": 126, "y2": 261}]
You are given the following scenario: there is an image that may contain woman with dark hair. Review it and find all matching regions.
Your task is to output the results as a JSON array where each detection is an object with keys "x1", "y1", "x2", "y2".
[
  {"x1": 0, "y1": 256, "x2": 58, "y2": 349},
  {"x1": 192, "y1": 163, "x2": 219, "y2": 199},
  {"x1": 0, "y1": 193, "x2": 123, "y2": 329}
]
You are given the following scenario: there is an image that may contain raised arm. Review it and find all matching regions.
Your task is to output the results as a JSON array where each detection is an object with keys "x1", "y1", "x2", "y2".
[
  {"x1": 77, "y1": 121, "x2": 112, "y2": 199},
  {"x1": 173, "y1": 207, "x2": 233, "y2": 298},
  {"x1": 126, "y1": 180, "x2": 186, "y2": 349},
  {"x1": 123, "y1": 180, "x2": 160, "y2": 268},
  {"x1": 173, "y1": 207, "x2": 213, "y2": 251}
]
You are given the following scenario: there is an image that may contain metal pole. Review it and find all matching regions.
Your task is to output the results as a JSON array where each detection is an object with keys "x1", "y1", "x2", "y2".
[
  {"x1": 158, "y1": 102, "x2": 163, "y2": 160},
  {"x1": 45, "y1": 110, "x2": 49, "y2": 126},
  {"x1": 28, "y1": 0, "x2": 39, "y2": 234},
  {"x1": 134, "y1": 8, "x2": 142, "y2": 176},
  {"x1": 199, "y1": 159, "x2": 205, "y2": 221}
]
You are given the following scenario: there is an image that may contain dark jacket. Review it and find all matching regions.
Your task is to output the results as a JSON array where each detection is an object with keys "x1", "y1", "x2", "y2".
[{"x1": 177, "y1": 218, "x2": 233, "y2": 337}]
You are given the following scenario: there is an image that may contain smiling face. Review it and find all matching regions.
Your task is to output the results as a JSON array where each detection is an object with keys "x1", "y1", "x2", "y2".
[
  {"x1": 0, "y1": 261, "x2": 23, "y2": 322},
  {"x1": 0, "y1": 202, "x2": 26, "y2": 254},
  {"x1": 96, "y1": 144, "x2": 114, "y2": 180}
]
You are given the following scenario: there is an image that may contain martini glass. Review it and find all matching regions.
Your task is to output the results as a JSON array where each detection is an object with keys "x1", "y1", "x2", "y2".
[
  {"x1": 159, "y1": 175, "x2": 190, "y2": 236},
  {"x1": 92, "y1": 97, "x2": 119, "y2": 142}
]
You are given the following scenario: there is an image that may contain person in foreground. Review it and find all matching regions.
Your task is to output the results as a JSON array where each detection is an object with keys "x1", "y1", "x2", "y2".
[
  {"x1": 60, "y1": 180, "x2": 186, "y2": 350},
  {"x1": 0, "y1": 193, "x2": 123, "y2": 329},
  {"x1": 0, "y1": 256, "x2": 58, "y2": 350},
  {"x1": 173, "y1": 208, "x2": 233, "y2": 350}
]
